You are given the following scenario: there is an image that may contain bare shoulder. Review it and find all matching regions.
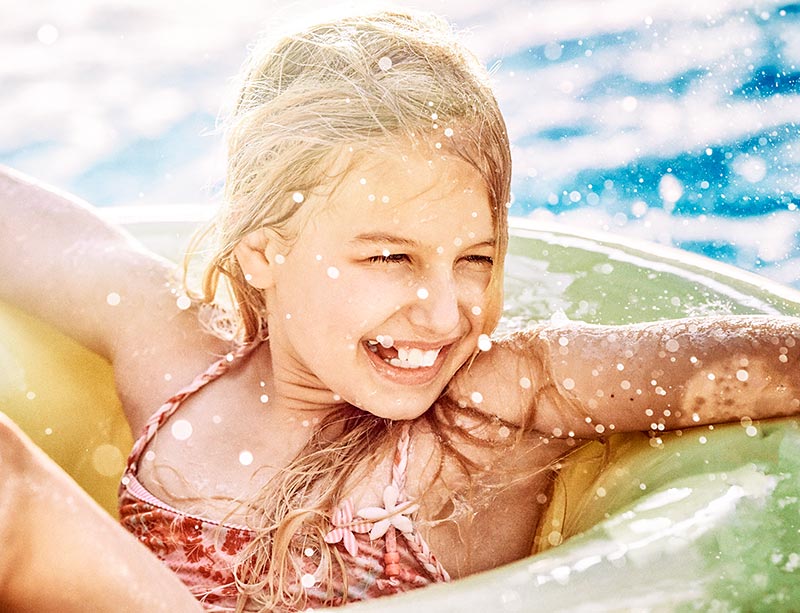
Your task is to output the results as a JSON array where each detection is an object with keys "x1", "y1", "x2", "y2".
[{"x1": 444, "y1": 327, "x2": 551, "y2": 427}]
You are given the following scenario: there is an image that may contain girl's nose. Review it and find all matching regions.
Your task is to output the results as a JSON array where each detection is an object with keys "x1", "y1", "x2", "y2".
[{"x1": 407, "y1": 273, "x2": 461, "y2": 334}]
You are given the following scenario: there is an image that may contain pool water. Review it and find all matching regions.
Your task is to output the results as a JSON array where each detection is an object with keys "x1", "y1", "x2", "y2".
[{"x1": 2, "y1": 0, "x2": 799, "y2": 285}]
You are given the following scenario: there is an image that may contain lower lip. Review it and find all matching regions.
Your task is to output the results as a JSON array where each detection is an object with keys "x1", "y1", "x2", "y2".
[{"x1": 363, "y1": 343, "x2": 452, "y2": 386}]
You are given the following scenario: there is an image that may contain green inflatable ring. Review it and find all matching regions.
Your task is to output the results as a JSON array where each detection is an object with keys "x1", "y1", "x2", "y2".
[{"x1": 2, "y1": 214, "x2": 799, "y2": 610}]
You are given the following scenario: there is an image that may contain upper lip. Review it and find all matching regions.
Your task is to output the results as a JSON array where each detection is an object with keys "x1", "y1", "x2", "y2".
[{"x1": 366, "y1": 337, "x2": 461, "y2": 351}]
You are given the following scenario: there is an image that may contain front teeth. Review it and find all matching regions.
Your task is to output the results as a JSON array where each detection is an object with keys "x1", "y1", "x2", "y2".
[{"x1": 389, "y1": 347, "x2": 440, "y2": 369}]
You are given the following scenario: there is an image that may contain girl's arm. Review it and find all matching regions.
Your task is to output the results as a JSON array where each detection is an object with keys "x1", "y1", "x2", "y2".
[
  {"x1": 0, "y1": 165, "x2": 177, "y2": 359},
  {"x1": 0, "y1": 412, "x2": 203, "y2": 613},
  {"x1": 0, "y1": 166, "x2": 225, "y2": 433},
  {"x1": 452, "y1": 316, "x2": 800, "y2": 438}
]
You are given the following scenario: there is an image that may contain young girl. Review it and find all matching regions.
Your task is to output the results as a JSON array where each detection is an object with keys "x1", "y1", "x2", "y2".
[{"x1": 2, "y1": 8, "x2": 799, "y2": 613}]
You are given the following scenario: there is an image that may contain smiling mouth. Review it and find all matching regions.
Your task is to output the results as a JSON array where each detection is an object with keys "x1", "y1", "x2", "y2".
[{"x1": 365, "y1": 336, "x2": 443, "y2": 369}]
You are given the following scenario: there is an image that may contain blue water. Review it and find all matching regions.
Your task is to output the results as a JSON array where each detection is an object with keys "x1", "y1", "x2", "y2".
[{"x1": 2, "y1": 0, "x2": 799, "y2": 287}]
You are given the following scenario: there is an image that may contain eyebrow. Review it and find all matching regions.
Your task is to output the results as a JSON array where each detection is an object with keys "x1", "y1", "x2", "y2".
[{"x1": 350, "y1": 232, "x2": 496, "y2": 249}]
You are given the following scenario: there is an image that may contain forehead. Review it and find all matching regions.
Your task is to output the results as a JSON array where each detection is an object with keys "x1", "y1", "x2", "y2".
[{"x1": 319, "y1": 146, "x2": 493, "y2": 232}]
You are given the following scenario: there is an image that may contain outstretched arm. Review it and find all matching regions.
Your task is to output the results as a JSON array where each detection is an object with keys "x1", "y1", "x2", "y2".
[
  {"x1": 0, "y1": 412, "x2": 203, "y2": 613},
  {"x1": 452, "y1": 315, "x2": 800, "y2": 438}
]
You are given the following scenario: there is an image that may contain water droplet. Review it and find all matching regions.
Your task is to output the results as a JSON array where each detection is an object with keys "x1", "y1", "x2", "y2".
[
  {"x1": 562, "y1": 378, "x2": 575, "y2": 391},
  {"x1": 171, "y1": 419, "x2": 193, "y2": 441},
  {"x1": 304, "y1": 547, "x2": 315, "y2": 557},
  {"x1": 471, "y1": 305, "x2": 482, "y2": 315},
  {"x1": 44, "y1": 427, "x2": 52, "y2": 435},
  {"x1": 707, "y1": 373, "x2": 716, "y2": 381},
  {"x1": 477, "y1": 334, "x2": 492, "y2": 352},
  {"x1": 745, "y1": 425, "x2": 758, "y2": 437},
  {"x1": 359, "y1": 177, "x2": 367, "y2": 185},
  {"x1": 275, "y1": 254, "x2": 286, "y2": 264},
  {"x1": 106, "y1": 292, "x2": 121, "y2": 306},
  {"x1": 377, "y1": 56, "x2": 393, "y2": 71},
  {"x1": 381, "y1": 195, "x2": 390, "y2": 203},
  {"x1": 665, "y1": 339, "x2": 680, "y2": 352},
  {"x1": 292, "y1": 191, "x2": 305, "y2": 203},
  {"x1": 260, "y1": 394, "x2": 269, "y2": 403},
  {"x1": 239, "y1": 450, "x2": 254, "y2": 466},
  {"x1": 26, "y1": 391, "x2": 36, "y2": 400},
  {"x1": 444, "y1": 127, "x2": 454, "y2": 137},
  {"x1": 519, "y1": 377, "x2": 531, "y2": 389},
  {"x1": 498, "y1": 426, "x2": 510, "y2": 438},
  {"x1": 300, "y1": 573, "x2": 316, "y2": 588},
  {"x1": 164, "y1": 373, "x2": 172, "y2": 381},
  {"x1": 37, "y1": 24, "x2": 59, "y2": 45},
  {"x1": 92, "y1": 444, "x2": 125, "y2": 477},
  {"x1": 596, "y1": 487, "x2": 607, "y2": 497},
  {"x1": 470, "y1": 391, "x2": 483, "y2": 404},
  {"x1": 736, "y1": 369, "x2": 749, "y2": 382},
  {"x1": 144, "y1": 450, "x2": 156, "y2": 461},
  {"x1": 176, "y1": 295, "x2": 191, "y2": 310},
  {"x1": 327, "y1": 266, "x2": 340, "y2": 279},
  {"x1": 416, "y1": 287, "x2": 429, "y2": 300}
]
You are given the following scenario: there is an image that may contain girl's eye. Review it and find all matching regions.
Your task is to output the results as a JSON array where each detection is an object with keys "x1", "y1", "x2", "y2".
[{"x1": 368, "y1": 253, "x2": 408, "y2": 264}]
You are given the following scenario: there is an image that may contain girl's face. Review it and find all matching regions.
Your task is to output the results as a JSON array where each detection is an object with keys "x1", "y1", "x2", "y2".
[{"x1": 266, "y1": 145, "x2": 496, "y2": 420}]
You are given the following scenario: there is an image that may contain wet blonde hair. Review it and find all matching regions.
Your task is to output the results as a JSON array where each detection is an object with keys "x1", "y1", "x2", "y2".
[{"x1": 187, "y1": 9, "x2": 513, "y2": 611}]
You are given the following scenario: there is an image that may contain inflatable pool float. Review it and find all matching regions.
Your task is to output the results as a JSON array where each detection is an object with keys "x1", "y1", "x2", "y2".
[{"x1": 2, "y1": 212, "x2": 799, "y2": 611}]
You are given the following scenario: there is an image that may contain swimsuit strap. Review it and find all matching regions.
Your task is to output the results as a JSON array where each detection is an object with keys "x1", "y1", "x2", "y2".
[
  {"x1": 384, "y1": 422, "x2": 451, "y2": 583},
  {"x1": 126, "y1": 342, "x2": 257, "y2": 472}
]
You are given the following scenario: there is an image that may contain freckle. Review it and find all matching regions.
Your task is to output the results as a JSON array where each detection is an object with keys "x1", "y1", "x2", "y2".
[{"x1": 610, "y1": 393, "x2": 615, "y2": 398}]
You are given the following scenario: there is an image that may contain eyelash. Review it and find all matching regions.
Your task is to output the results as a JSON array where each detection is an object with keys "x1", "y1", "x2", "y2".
[{"x1": 367, "y1": 254, "x2": 494, "y2": 265}]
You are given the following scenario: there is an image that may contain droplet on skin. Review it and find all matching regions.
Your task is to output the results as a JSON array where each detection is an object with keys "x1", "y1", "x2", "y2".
[
  {"x1": 707, "y1": 373, "x2": 716, "y2": 381},
  {"x1": 736, "y1": 369, "x2": 749, "y2": 382},
  {"x1": 144, "y1": 450, "x2": 156, "y2": 461},
  {"x1": 417, "y1": 287, "x2": 429, "y2": 300},
  {"x1": 225, "y1": 353, "x2": 234, "y2": 362},
  {"x1": 176, "y1": 295, "x2": 191, "y2": 310},
  {"x1": 444, "y1": 127, "x2": 454, "y2": 137},
  {"x1": 275, "y1": 254, "x2": 286, "y2": 264},
  {"x1": 244, "y1": 273, "x2": 252, "y2": 281},
  {"x1": 292, "y1": 191, "x2": 305, "y2": 203},
  {"x1": 106, "y1": 292, "x2": 121, "y2": 306},
  {"x1": 595, "y1": 424, "x2": 605, "y2": 434},
  {"x1": 359, "y1": 177, "x2": 367, "y2": 185},
  {"x1": 477, "y1": 334, "x2": 492, "y2": 352},
  {"x1": 453, "y1": 237, "x2": 463, "y2": 247},
  {"x1": 333, "y1": 394, "x2": 341, "y2": 401},
  {"x1": 327, "y1": 266, "x2": 340, "y2": 279},
  {"x1": 519, "y1": 377, "x2": 531, "y2": 389},
  {"x1": 498, "y1": 426, "x2": 510, "y2": 438},
  {"x1": 260, "y1": 394, "x2": 269, "y2": 403},
  {"x1": 558, "y1": 337, "x2": 569, "y2": 347},
  {"x1": 471, "y1": 391, "x2": 483, "y2": 404},
  {"x1": 239, "y1": 450, "x2": 254, "y2": 466},
  {"x1": 171, "y1": 419, "x2": 193, "y2": 441},
  {"x1": 745, "y1": 425, "x2": 758, "y2": 437},
  {"x1": 44, "y1": 427, "x2": 53, "y2": 435},
  {"x1": 26, "y1": 391, "x2": 36, "y2": 400},
  {"x1": 562, "y1": 378, "x2": 575, "y2": 391},
  {"x1": 304, "y1": 547, "x2": 315, "y2": 557},
  {"x1": 212, "y1": 415, "x2": 222, "y2": 424},
  {"x1": 164, "y1": 373, "x2": 172, "y2": 381},
  {"x1": 665, "y1": 339, "x2": 680, "y2": 352},
  {"x1": 471, "y1": 306, "x2": 482, "y2": 315}
]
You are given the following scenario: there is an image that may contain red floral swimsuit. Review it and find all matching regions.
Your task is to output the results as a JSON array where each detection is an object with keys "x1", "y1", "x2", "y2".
[{"x1": 118, "y1": 346, "x2": 449, "y2": 611}]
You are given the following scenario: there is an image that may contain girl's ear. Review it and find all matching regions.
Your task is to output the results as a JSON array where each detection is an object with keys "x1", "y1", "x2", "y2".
[{"x1": 233, "y1": 229, "x2": 285, "y2": 289}]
